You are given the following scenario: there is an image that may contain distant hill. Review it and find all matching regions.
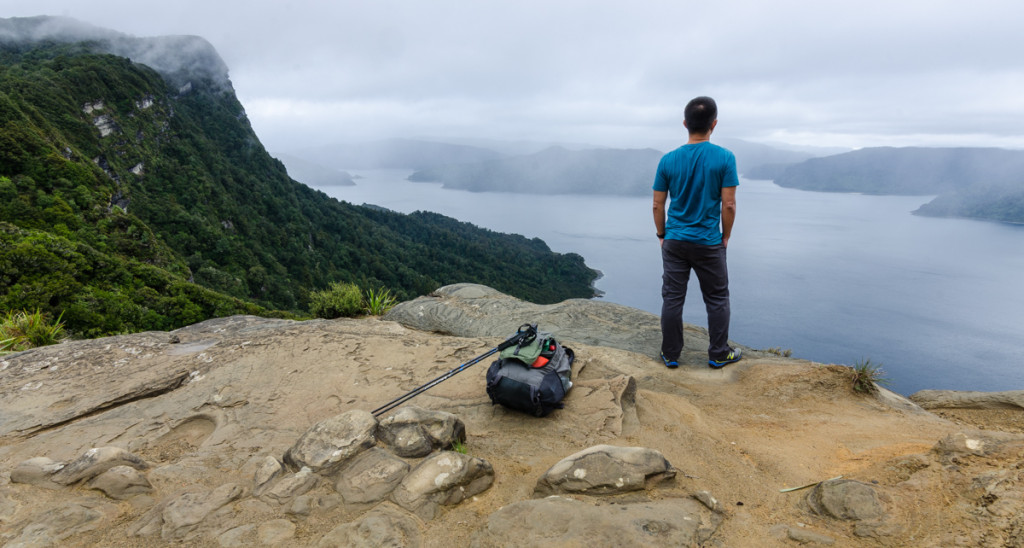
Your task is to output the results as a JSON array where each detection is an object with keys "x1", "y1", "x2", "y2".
[
  {"x1": 290, "y1": 138, "x2": 503, "y2": 170},
  {"x1": 0, "y1": 17, "x2": 598, "y2": 337},
  {"x1": 762, "y1": 147, "x2": 1024, "y2": 223},
  {"x1": 410, "y1": 146, "x2": 663, "y2": 195},
  {"x1": 409, "y1": 140, "x2": 830, "y2": 196},
  {"x1": 913, "y1": 183, "x2": 1024, "y2": 224},
  {"x1": 273, "y1": 153, "x2": 354, "y2": 187},
  {"x1": 717, "y1": 138, "x2": 822, "y2": 176},
  {"x1": 771, "y1": 147, "x2": 1024, "y2": 194}
]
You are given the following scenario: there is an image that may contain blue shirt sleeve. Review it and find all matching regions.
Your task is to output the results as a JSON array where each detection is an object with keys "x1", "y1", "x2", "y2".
[
  {"x1": 722, "y1": 151, "x2": 739, "y2": 188},
  {"x1": 653, "y1": 156, "x2": 669, "y2": 192}
]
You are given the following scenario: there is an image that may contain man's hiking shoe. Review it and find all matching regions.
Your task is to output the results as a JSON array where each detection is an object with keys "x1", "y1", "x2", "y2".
[
  {"x1": 708, "y1": 348, "x2": 742, "y2": 369},
  {"x1": 660, "y1": 353, "x2": 679, "y2": 369}
]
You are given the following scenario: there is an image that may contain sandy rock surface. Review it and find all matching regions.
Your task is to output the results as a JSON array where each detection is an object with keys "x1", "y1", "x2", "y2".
[{"x1": 2, "y1": 284, "x2": 1023, "y2": 546}]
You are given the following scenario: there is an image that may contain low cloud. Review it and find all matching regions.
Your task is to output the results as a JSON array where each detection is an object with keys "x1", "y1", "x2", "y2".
[{"x1": 6, "y1": 0, "x2": 1024, "y2": 150}]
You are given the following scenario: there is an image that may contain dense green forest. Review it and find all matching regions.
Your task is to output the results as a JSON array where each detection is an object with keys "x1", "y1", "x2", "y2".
[{"x1": 0, "y1": 39, "x2": 598, "y2": 337}]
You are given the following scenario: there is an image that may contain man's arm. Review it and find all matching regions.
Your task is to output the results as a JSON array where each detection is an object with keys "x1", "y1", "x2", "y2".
[
  {"x1": 720, "y1": 186, "x2": 737, "y2": 248},
  {"x1": 653, "y1": 190, "x2": 668, "y2": 245}
]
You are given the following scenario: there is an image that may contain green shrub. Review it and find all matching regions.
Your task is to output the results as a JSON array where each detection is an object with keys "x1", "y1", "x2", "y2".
[
  {"x1": 309, "y1": 281, "x2": 363, "y2": 319},
  {"x1": 364, "y1": 286, "x2": 398, "y2": 316},
  {"x1": 0, "y1": 309, "x2": 65, "y2": 353}
]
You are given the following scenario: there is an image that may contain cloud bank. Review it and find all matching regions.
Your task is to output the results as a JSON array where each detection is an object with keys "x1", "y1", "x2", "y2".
[{"x1": 4, "y1": 0, "x2": 1023, "y2": 151}]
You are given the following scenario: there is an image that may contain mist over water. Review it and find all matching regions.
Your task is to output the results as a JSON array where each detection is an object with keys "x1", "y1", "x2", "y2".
[{"x1": 315, "y1": 169, "x2": 1024, "y2": 395}]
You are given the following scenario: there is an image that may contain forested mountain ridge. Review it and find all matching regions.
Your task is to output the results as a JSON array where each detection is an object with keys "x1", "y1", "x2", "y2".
[{"x1": 0, "y1": 17, "x2": 598, "y2": 337}]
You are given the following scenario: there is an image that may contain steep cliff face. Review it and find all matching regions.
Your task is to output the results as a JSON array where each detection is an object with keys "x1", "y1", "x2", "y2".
[{"x1": 0, "y1": 17, "x2": 598, "y2": 337}]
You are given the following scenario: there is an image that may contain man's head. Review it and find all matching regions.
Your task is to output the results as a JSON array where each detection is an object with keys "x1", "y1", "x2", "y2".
[{"x1": 684, "y1": 96, "x2": 718, "y2": 135}]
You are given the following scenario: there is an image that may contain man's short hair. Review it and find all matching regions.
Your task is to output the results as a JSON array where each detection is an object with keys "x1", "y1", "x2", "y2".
[{"x1": 685, "y1": 96, "x2": 717, "y2": 134}]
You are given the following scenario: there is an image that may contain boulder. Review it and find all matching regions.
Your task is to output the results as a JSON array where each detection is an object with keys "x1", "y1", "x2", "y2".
[
  {"x1": 377, "y1": 406, "x2": 466, "y2": 458},
  {"x1": 317, "y1": 504, "x2": 423, "y2": 547},
  {"x1": 806, "y1": 479, "x2": 886, "y2": 521},
  {"x1": 9, "y1": 457, "x2": 66, "y2": 489},
  {"x1": 262, "y1": 466, "x2": 320, "y2": 504},
  {"x1": 51, "y1": 446, "x2": 149, "y2": 485},
  {"x1": 217, "y1": 524, "x2": 256, "y2": 547},
  {"x1": 472, "y1": 496, "x2": 711, "y2": 547},
  {"x1": 335, "y1": 447, "x2": 411, "y2": 504},
  {"x1": 129, "y1": 483, "x2": 244, "y2": 541},
  {"x1": 391, "y1": 451, "x2": 494, "y2": 520},
  {"x1": 283, "y1": 409, "x2": 378, "y2": 475},
  {"x1": 88, "y1": 465, "x2": 153, "y2": 499},
  {"x1": 932, "y1": 431, "x2": 989, "y2": 459},
  {"x1": 534, "y1": 445, "x2": 677, "y2": 496},
  {"x1": 291, "y1": 495, "x2": 317, "y2": 517},
  {"x1": 252, "y1": 455, "x2": 284, "y2": 495},
  {"x1": 257, "y1": 518, "x2": 296, "y2": 545}
]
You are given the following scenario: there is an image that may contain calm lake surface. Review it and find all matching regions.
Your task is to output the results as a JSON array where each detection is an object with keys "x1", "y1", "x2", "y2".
[{"x1": 315, "y1": 169, "x2": 1024, "y2": 395}]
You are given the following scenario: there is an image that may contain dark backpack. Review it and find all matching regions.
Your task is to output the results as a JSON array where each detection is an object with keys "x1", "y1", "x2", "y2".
[{"x1": 485, "y1": 329, "x2": 574, "y2": 417}]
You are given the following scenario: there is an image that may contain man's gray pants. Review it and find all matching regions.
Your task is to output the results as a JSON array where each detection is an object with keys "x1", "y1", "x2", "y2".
[{"x1": 660, "y1": 238, "x2": 731, "y2": 361}]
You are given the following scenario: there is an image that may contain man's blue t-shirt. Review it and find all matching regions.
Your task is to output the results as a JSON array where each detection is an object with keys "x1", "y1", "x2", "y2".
[{"x1": 653, "y1": 142, "x2": 739, "y2": 246}]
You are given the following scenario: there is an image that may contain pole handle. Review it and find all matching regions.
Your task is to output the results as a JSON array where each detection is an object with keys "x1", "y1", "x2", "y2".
[{"x1": 497, "y1": 323, "x2": 537, "y2": 351}]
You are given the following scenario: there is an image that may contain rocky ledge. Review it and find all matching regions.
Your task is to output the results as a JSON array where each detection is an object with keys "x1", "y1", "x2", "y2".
[{"x1": 1, "y1": 284, "x2": 1022, "y2": 547}]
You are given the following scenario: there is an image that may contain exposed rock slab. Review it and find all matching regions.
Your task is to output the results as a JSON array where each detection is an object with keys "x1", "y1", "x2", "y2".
[
  {"x1": 910, "y1": 389, "x2": 1024, "y2": 410},
  {"x1": 3, "y1": 287, "x2": 1024, "y2": 546},
  {"x1": 2, "y1": 501, "x2": 118, "y2": 548}
]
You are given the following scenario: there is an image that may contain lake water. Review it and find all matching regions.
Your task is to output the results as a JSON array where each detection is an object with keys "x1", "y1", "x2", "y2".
[{"x1": 315, "y1": 169, "x2": 1024, "y2": 395}]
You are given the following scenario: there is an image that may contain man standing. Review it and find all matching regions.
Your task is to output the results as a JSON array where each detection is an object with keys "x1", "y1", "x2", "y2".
[{"x1": 652, "y1": 96, "x2": 741, "y2": 369}]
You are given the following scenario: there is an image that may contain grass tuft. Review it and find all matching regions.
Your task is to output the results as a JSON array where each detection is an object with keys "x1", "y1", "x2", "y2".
[
  {"x1": 850, "y1": 358, "x2": 889, "y2": 394},
  {"x1": 764, "y1": 347, "x2": 793, "y2": 357},
  {"x1": 0, "y1": 309, "x2": 66, "y2": 354},
  {"x1": 364, "y1": 286, "x2": 398, "y2": 316},
  {"x1": 450, "y1": 439, "x2": 468, "y2": 454}
]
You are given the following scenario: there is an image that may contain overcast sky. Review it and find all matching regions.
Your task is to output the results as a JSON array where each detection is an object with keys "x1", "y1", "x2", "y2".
[{"x1": 5, "y1": 0, "x2": 1024, "y2": 153}]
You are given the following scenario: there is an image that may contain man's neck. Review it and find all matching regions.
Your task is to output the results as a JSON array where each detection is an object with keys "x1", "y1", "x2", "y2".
[{"x1": 687, "y1": 132, "x2": 712, "y2": 145}]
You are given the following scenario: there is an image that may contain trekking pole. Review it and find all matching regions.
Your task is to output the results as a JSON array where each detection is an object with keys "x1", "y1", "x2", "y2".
[{"x1": 371, "y1": 324, "x2": 537, "y2": 417}]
